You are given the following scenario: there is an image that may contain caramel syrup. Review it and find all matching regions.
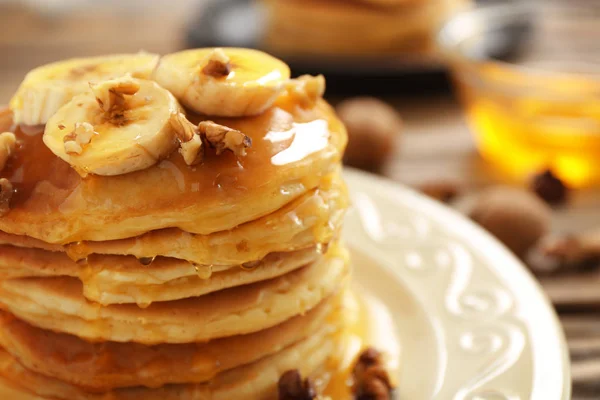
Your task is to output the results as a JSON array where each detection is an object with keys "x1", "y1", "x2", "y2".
[
  {"x1": 0, "y1": 114, "x2": 78, "y2": 209},
  {"x1": 0, "y1": 97, "x2": 344, "y2": 242}
]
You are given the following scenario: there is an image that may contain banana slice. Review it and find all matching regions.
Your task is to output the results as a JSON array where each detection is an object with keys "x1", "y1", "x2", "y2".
[
  {"x1": 153, "y1": 48, "x2": 290, "y2": 117},
  {"x1": 10, "y1": 52, "x2": 159, "y2": 126},
  {"x1": 43, "y1": 77, "x2": 181, "y2": 176}
]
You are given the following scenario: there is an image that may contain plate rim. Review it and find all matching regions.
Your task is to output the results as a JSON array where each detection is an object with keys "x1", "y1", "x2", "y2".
[{"x1": 343, "y1": 167, "x2": 571, "y2": 400}]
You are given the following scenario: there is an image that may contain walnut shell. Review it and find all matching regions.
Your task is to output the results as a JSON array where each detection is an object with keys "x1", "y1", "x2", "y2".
[
  {"x1": 277, "y1": 369, "x2": 316, "y2": 400},
  {"x1": 336, "y1": 97, "x2": 401, "y2": 172},
  {"x1": 469, "y1": 186, "x2": 552, "y2": 257}
]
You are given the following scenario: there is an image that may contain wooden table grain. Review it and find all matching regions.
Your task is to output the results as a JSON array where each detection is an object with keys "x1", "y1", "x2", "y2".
[{"x1": 1, "y1": 2, "x2": 599, "y2": 398}]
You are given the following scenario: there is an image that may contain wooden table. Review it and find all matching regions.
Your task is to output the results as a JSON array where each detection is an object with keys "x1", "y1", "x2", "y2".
[{"x1": 1, "y1": 2, "x2": 600, "y2": 398}]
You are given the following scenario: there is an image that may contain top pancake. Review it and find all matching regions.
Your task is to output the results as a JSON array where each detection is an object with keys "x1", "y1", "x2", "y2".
[
  {"x1": 0, "y1": 96, "x2": 347, "y2": 244},
  {"x1": 0, "y1": 170, "x2": 347, "y2": 266}
]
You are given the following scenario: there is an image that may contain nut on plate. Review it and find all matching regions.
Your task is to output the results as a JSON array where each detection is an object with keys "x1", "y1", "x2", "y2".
[
  {"x1": 469, "y1": 186, "x2": 552, "y2": 257},
  {"x1": 336, "y1": 97, "x2": 401, "y2": 172},
  {"x1": 353, "y1": 347, "x2": 395, "y2": 400},
  {"x1": 278, "y1": 369, "x2": 317, "y2": 400}
]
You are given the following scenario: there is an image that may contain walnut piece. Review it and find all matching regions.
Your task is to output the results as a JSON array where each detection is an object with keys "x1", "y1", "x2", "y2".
[
  {"x1": 198, "y1": 120, "x2": 252, "y2": 156},
  {"x1": 169, "y1": 112, "x2": 204, "y2": 165},
  {"x1": 90, "y1": 75, "x2": 140, "y2": 113},
  {"x1": 418, "y1": 181, "x2": 461, "y2": 203},
  {"x1": 0, "y1": 178, "x2": 13, "y2": 217},
  {"x1": 63, "y1": 122, "x2": 97, "y2": 155},
  {"x1": 169, "y1": 112, "x2": 197, "y2": 142},
  {"x1": 286, "y1": 75, "x2": 325, "y2": 108},
  {"x1": 541, "y1": 230, "x2": 600, "y2": 266},
  {"x1": 63, "y1": 139, "x2": 82, "y2": 155},
  {"x1": 170, "y1": 115, "x2": 252, "y2": 165},
  {"x1": 0, "y1": 132, "x2": 17, "y2": 172},
  {"x1": 201, "y1": 48, "x2": 232, "y2": 78},
  {"x1": 530, "y1": 169, "x2": 567, "y2": 205},
  {"x1": 352, "y1": 348, "x2": 394, "y2": 400},
  {"x1": 278, "y1": 369, "x2": 316, "y2": 400},
  {"x1": 180, "y1": 134, "x2": 204, "y2": 166}
]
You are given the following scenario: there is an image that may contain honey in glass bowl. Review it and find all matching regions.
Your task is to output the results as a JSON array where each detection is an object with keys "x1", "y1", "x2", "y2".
[{"x1": 439, "y1": 0, "x2": 600, "y2": 188}]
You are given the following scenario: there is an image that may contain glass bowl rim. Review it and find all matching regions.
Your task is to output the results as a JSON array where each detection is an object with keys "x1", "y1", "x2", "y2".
[{"x1": 436, "y1": 1, "x2": 600, "y2": 90}]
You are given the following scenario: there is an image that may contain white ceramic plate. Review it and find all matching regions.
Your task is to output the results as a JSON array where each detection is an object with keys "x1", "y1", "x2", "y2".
[{"x1": 343, "y1": 169, "x2": 571, "y2": 400}]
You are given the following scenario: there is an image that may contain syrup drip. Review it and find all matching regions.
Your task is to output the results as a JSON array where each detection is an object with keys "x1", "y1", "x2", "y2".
[
  {"x1": 240, "y1": 260, "x2": 261, "y2": 271},
  {"x1": 316, "y1": 242, "x2": 329, "y2": 255},
  {"x1": 137, "y1": 301, "x2": 152, "y2": 309},
  {"x1": 193, "y1": 264, "x2": 212, "y2": 279},
  {"x1": 76, "y1": 257, "x2": 89, "y2": 266},
  {"x1": 138, "y1": 257, "x2": 155, "y2": 266},
  {"x1": 65, "y1": 242, "x2": 91, "y2": 262}
]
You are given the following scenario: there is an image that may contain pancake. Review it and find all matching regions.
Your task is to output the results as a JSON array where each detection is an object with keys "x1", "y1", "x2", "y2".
[
  {"x1": 357, "y1": 0, "x2": 425, "y2": 7},
  {"x1": 65, "y1": 171, "x2": 347, "y2": 265},
  {"x1": 0, "y1": 49, "x2": 357, "y2": 399},
  {"x1": 298, "y1": 0, "x2": 426, "y2": 9},
  {"x1": 263, "y1": 0, "x2": 469, "y2": 55},
  {"x1": 0, "y1": 244, "x2": 323, "y2": 305},
  {"x1": 0, "y1": 98, "x2": 347, "y2": 244},
  {"x1": 0, "y1": 324, "x2": 344, "y2": 400},
  {"x1": 0, "y1": 291, "x2": 345, "y2": 390},
  {"x1": 0, "y1": 171, "x2": 347, "y2": 266},
  {"x1": 0, "y1": 246, "x2": 350, "y2": 344},
  {"x1": 0, "y1": 231, "x2": 63, "y2": 253}
]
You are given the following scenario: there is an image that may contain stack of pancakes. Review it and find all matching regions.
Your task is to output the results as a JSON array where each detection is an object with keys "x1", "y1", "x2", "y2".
[
  {"x1": 262, "y1": 0, "x2": 470, "y2": 56},
  {"x1": 0, "y1": 50, "x2": 350, "y2": 398}
]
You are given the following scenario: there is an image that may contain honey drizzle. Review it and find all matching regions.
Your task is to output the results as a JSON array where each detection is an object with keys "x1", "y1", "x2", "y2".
[{"x1": 0, "y1": 99, "x2": 341, "y2": 236}]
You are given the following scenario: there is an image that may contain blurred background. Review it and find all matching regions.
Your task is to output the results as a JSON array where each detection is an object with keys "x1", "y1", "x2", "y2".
[{"x1": 0, "y1": 0, "x2": 599, "y2": 397}]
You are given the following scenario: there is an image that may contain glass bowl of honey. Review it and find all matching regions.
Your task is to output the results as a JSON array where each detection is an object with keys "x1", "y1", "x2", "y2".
[{"x1": 438, "y1": 1, "x2": 600, "y2": 188}]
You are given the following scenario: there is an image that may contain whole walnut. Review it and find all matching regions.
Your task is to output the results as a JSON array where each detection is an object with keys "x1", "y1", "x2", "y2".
[
  {"x1": 336, "y1": 97, "x2": 401, "y2": 172},
  {"x1": 352, "y1": 347, "x2": 394, "y2": 400},
  {"x1": 469, "y1": 186, "x2": 552, "y2": 257}
]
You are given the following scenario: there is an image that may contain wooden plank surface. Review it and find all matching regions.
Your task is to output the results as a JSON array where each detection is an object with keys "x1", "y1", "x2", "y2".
[{"x1": 1, "y1": 1, "x2": 598, "y2": 398}]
